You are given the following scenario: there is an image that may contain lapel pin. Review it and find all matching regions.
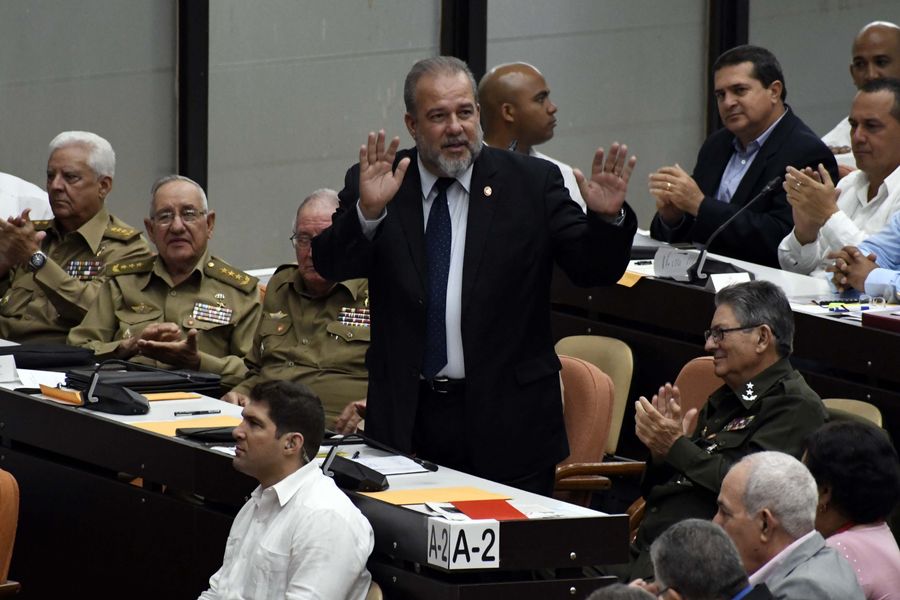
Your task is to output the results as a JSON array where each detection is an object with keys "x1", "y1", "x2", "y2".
[{"x1": 483, "y1": 185, "x2": 492, "y2": 197}]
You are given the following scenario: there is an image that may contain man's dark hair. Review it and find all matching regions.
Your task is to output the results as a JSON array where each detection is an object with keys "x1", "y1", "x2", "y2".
[
  {"x1": 250, "y1": 380, "x2": 325, "y2": 461},
  {"x1": 404, "y1": 56, "x2": 478, "y2": 115},
  {"x1": 715, "y1": 280, "x2": 794, "y2": 357},
  {"x1": 805, "y1": 420, "x2": 900, "y2": 523},
  {"x1": 859, "y1": 77, "x2": 900, "y2": 122},
  {"x1": 650, "y1": 519, "x2": 749, "y2": 600},
  {"x1": 713, "y1": 44, "x2": 787, "y2": 101}
]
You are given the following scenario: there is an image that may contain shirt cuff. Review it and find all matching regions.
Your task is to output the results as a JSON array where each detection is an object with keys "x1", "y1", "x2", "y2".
[
  {"x1": 356, "y1": 200, "x2": 386, "y2": 240},
  {"x1": 864, "y1": 267, "x2": 900, "y2": 301}
]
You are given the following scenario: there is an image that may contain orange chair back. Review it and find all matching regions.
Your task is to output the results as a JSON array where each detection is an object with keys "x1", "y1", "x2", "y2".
[
  {"x1": 558, "y1": 355, "x2": 615, "y2": 468},
  {"x1": 674, "y1": 356, "x2": 722, "y2": 434},
  {"x1": 0, "y1": 469, "x2": 19, "y2": 582}
]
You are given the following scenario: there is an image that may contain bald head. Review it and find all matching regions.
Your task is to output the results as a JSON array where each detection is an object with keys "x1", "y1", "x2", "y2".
[
  {"x1": 851, "y1": 21, "x2": 900, "y2": 88},
  {"x1": 478, "y1": 62, "x2": 557, "y2": 153}
]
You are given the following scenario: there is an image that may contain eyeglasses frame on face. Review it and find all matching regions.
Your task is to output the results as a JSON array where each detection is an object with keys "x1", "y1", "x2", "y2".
[
  {"x1": 703, "y1": 323, "x2": 765, "y2": 343},
  {"x1": 151, "y1": 208, "x2": 208, "y2": 227},
  {"x1": 289, "y1": 232, "x2": 313, "y2": 249}
]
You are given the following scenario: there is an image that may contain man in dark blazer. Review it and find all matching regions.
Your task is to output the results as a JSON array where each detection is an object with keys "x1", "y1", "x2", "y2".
[
  {"x1": 649, "y1": 45, "x2": 837, "y2": 267},
  {"x1": 313, "y1": 56, "x2": 638, "y2": 494}
]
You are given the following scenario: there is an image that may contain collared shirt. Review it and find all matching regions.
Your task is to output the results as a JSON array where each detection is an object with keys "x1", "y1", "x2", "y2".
[
  {"x1": 716, "y1": 109, "x2": 788, "y2": 204},
  {"x1": 233, "y1": 266, "x2": 370, "y2": 421},
  {"x1": 529, "y1": 149, "x2": 587, "y2": 212},
  {"x1": 198, "y1": 461, "x2": 374, "y2": 600},
  {"x1": 856, "y1": 192, "x2": 900, "y2": 301},
  {"x1": 778, "y1": 164, "x2": 900, "y2": 278},
  {"x1": 822, "y1": 117, "x2": 856, "y2": 170},
  {"x1": 356, "y1": 155, "x2": 474, "y2": 378},
  {"x1": 749, "y1": 530, "x2": 817, "y2": 586}
]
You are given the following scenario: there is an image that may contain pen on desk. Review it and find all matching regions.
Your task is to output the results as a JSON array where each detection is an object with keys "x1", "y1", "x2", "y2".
[
  {"x1": 174, "y1": 410, "x2": 221, "y2": 416},
  {"x1": 634, "y1": 260, "x2": 653, "y2": 265},
  {"x1": 351, "y1": 451, "x2": 361, "y2": 459}
]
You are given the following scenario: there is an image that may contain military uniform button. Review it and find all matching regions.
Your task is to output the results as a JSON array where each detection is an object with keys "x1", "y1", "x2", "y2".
[
  {"x1": 287, "y1": 361, "x2": 295, "y2": 367},
  {"x1": 347, "y1": 331, "x2": 353, "y2": 338},
  {"x1": 301, "y1": 338, "x2": 309, "y2": 345},
  {"x1": 169, "y1": 290, "x2": 177, "y2": 296}
]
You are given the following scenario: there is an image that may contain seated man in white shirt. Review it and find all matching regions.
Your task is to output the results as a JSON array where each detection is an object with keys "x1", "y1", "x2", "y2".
[
  {"x1": 199, "y1": 380, "x2": 374, "y2": 600},
  {"x1": 779, "y1": 78, "x2": 900, "y2": 279},
  {"x1": 823, "y1": 21, "x2": 900, "y2": 174},
  {"x1": 714, "y1": 451, "x2": 864, "y2": 600},
  {"x1": 0, "y1": 172, "x2": 52, "y2": 220}
]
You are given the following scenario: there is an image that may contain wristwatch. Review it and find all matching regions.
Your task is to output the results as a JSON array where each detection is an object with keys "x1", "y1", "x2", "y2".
[{"x1": 27, "y1": 251, "x2": 48, "y2": 272}]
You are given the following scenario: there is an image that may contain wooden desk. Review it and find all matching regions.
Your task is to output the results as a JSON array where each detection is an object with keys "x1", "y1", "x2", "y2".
[{"x1": 0, "y1": 389, "x2": 625, "y2": 599}]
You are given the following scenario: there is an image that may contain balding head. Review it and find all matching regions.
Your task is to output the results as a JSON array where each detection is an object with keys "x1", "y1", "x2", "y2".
[
  {"x1": 478, "y1": 62, "x2": 557, "y2": 153},
  {"x1": 851, "y1": 21, "x2": 900, "y2": 88}
]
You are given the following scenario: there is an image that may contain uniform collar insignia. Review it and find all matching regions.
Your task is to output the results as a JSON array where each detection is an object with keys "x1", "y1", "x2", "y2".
[{"x1": 742, "y1": 381, "x2": 757, "y2": 402}]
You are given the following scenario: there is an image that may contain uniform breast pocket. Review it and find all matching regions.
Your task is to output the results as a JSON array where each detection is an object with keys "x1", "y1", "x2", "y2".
[
  {"x1": 182, "y1": 315, "x2": 233, "y2": 353},
  {"x1": 257, "y1": 318, "x2": 294, "y2": 353},
  {"x1": 326, "y1": 321, "x2": 371, "y2": 344},
  {"x1": 0, "y1": 274, "x2": 35, "y2": 318},
  {"x1": 114, "y1": 308, "x2": 163, "y2": 340},
  {"x1": 709, "y1": 424, "x2": 755, "y2": 453}
]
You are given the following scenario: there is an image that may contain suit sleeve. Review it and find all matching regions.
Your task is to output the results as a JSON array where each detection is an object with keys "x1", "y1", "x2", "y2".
[{"x1": 545, "y1": 164, "x2": 637, "y2": 286}]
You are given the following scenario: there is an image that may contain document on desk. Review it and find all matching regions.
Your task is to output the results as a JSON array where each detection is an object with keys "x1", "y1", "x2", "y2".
[
  {"x1": 132, "y1": 415, "x2": 241, "y2": 437},
  {"x1": 352, "y1": 455, "x2": 428, "y2": 475},
  {"x1": 361, "y1": 486, "x2": 510, "y2": 505}
]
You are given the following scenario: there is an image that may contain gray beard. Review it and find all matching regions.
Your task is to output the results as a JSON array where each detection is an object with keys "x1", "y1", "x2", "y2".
[{"x1": 417, "y1": 125, "x2": 484, "y2": 178}]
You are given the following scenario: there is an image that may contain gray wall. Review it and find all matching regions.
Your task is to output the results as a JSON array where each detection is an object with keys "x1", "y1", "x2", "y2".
[
  {"x1": 207, "y1": 1, "x2": 441, "y2": 269},
  {"x1": 750, "y1": 0, "x2": 900, "y2": 138},
  {"x1": 0, "y1": 0, "x2": 177, "y2": 233}
]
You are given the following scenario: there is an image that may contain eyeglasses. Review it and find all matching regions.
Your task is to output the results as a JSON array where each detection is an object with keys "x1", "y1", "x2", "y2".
[
  {"x1": 290, "y1": 232, "x2": 313, "y2": 249},
  {"x1": 703, "y1": 323, "x2": 763, "y2": 343},
  {"x1": 151, "y1": 208, "x2": 207, "y2": 227}
]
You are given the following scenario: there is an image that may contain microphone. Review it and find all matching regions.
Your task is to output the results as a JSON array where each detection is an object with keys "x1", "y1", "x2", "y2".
[{"x1": 687, "y1": 176, "x2": 782, "y2": 282}]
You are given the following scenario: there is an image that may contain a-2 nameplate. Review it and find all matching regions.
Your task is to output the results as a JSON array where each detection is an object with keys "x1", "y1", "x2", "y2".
[{"x1": 426, "y1": 517, "x2": 500, "y2": 570}]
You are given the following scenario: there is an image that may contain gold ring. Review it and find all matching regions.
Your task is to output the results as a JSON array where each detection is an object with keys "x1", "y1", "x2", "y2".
[{"x1": 667, "y1": 182, "x2": 672, "y2": 191}]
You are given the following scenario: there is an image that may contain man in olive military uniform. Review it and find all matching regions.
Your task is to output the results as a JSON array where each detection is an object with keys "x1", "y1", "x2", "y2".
[
  {"x1": 611, "y1": 280, "x2": 826, "y2": 581},
  {"x1": 0, "y1": 131, "x2": 151, "y2": 343},
  {"x1": 68, "y1": 175, "x2": 261, "y2": 388},
  {"x1": 222, "y1": 189, "x2": 369, "y2": 429}
]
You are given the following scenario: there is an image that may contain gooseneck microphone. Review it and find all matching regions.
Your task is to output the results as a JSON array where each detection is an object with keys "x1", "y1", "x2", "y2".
[{"x1": 687, "y1": 176, "x2": 782, "y2": 282}]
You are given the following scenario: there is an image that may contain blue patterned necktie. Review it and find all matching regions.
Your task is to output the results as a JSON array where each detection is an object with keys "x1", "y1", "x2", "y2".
[{"x1": 423, "y1": 177, "x2": 455, "y2": 379}]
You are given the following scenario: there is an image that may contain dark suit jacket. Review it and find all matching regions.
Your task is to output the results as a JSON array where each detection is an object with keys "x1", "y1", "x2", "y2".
[
  {"x1": 650, "y1": 108, "x2": 838, "y2": 267},
  {"x1": 312, "y1": 146, "x2": 637, "y2": 481}
]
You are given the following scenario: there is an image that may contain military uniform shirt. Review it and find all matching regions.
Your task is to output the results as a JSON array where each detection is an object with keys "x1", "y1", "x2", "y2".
[
  {"x1": 629, "y1": 358, "x2": 827, "y2": 580},
  {"x1": 232, "y1": 265, "x2": 370, "y2": 423},
  {"x1": 67, "y1": 251, "x2": 261, "y2": 388},
  {"x1": 0, "y1": 206, "x2": 151, "y2": 343}
]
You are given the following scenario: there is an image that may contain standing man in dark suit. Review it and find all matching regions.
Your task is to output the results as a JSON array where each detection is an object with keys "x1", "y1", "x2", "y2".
[
  {"x1": 649, "y1": 45, "x2": 838, "y2": 267},
  {"x1": 313, "y1": 56, "x2": 638, "y2": 494}
]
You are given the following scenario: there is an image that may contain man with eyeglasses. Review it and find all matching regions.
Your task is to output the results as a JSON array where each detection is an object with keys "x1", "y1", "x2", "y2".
[
  {"x1": 69, "y1": 175, "x2": 261, "y2": 388},
  {"x1": 0, "y1": 131, "x2": 151, "y2": 343},
  {"x1": 222, "y1": 189, "x2": 370, "y2": 432},
  {"x1": 608, "y1": 280, "x2": 825, "y2": 581}
]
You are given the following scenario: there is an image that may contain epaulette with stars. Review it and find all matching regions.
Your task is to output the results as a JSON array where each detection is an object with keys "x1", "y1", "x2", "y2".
[
  {"x1": 204, "y1": 256, "x2": 259, "y2": 294},
  {"x1": 32, "y1": 220, "x2": 53, "y2": 231},
  {"x1": 103, "y1": 223, "x2": 141, "y2": 241},
  {"x1": 106, "y1": 257, "x2": 155, "y2": 276}
]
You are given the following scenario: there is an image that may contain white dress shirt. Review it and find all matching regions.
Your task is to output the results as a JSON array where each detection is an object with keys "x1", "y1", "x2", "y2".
[
  {"x1": 0, "y1": 172, "x2": 52, "y2": 220},
  {"x1": 198, "y1": 461, "x2": 374, "y2": 600},
  {"x1": 357, "y1": 155, "x2": 473, "y2": 378},
  {"x1": 778, "y1": 164, "x2": 900, "y2": 279},
  {"x1": 530, "y1": 149, "x2": 586, "y2": 212},
  {"x1": 822, "y1": 117, "x2": 856, "y2": 170}
]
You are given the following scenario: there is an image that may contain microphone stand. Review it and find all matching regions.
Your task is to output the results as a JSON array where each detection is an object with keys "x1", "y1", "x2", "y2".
[{"x1": 687, "y1": 176, "x2": 782, "y2": 283}]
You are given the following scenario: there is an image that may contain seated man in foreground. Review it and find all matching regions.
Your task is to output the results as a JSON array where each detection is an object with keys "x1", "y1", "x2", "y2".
[
  {"x1": 715, "y1": 451, "x2": 864, "y2": 599},
  {"x1": 68, "y1": 175, "x2": 261, "y2": 388},
  {"x1": 199, "y1": 380, "x2": 374, "y2": 600},
  {"x1": 779, "y1": 78, "x2": 900, "y2": 278},
  {"x1": 649, "y1": 45, "x2": 837, "y2": 267},
  {"x1": 223, "y1": 189, "x2": 370, "y2": 431},
  {"x1": 0, "y1": 131, "x2": 151, "y2": 342},
  {"x1": 613, "y1": 280, "x2": 826, "y2": 580}
]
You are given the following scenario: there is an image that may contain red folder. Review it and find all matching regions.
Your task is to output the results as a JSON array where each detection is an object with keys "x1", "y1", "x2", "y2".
[
  {"x1": 450, "y1": 499, "x2": 528, "y2": 521},
  {"x1": 861, "y1": 311, "x2": 900, "y2": 334}
]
